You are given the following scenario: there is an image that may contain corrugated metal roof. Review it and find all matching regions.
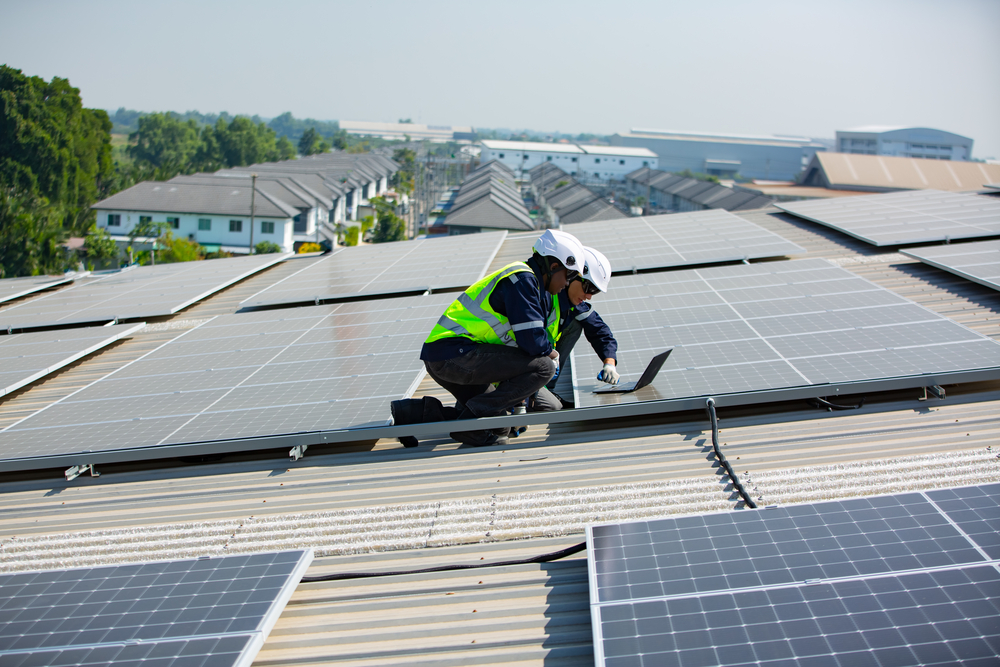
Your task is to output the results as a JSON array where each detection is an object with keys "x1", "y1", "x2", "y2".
[
  {"x1": 806, "y1": 152, "x2": 1000, "y2": 192},
  {"x1": 2, "y1": 206, "x2": 1000, "y2": 664},
  {"x1": 91, "y1": 181, "x2": 299, "y2": 218}
]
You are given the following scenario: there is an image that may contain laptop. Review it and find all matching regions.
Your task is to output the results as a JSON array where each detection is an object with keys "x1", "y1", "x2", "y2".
[{"x1": 593, "y1": 349, "x2": 673, "y2": 394}]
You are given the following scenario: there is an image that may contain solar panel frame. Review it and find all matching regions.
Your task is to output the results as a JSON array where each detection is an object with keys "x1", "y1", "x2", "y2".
[
  {"x1": 0, "y1": 294, "x2": 454, "y2": 471},
  {"x1": 563, "y1": 210, "x2": 806, "y2": 273},
  {"x1": 0, "y1": 274, "x2": 74, "y2": 305},
  {"x1": 901, "y1": 240, "x2": 1000, "y2": 291},
  {"x1": 776, "y1": 189, "x2": 1000, "y2": 246},
  {"x1": 587, "y1": 484, "x2": 1000, "y2": 667},
  {"x1": 0, "y1": 254, "x2": 287, "y2": 332},
  {"x1": 0, "y1": 323, "x2": 145, "y2": 396},
  {"x1": 0, "y1": 549, "x2": 312, "y2": 667},
  {"x1": 570, "y1": 258, "x2": 1000, "y2": 411},
  {"x1": 240, "y1": 231, "x2": 506, "y2": 309}
]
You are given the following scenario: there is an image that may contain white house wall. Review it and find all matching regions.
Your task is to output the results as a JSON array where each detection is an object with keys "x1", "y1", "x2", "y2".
[{"x1": 95, "y1": 209, "x2": 294, "y2": 253}]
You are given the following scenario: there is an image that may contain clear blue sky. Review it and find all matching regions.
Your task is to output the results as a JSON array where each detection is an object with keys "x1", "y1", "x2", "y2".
[{"x1": 3, "y1": 0, "x2": 999, "y2": 158}]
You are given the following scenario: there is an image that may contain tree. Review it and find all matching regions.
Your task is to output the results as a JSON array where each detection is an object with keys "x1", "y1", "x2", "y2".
[
  {"x1": 0, "y1": 66, "x2": 114, "y2": 235},
  {"x1": 127, "y1": 113, "x2": 201, "y2": 176},
  {"x1": 0, "y1": 190, "x2": 68, "y2": 278},
  {"x1": 343, "y1": 226, "x2": 359, "y2": 246},
  {"x1": 298, "y1": 128, "x2": 330, "y2": 156},
  {"x1": 391, "y1": 148, "x2": 416, "y2": 194},
  {"x1": 370, "y1": 196, "x2": 406, "y2": 243},
  {"x1": 254, "y1": 240, "x2": 282, "y2": 254},
  {"x1": 82, "y1": 224, "x2": 118, "y2": 268},
  {"x1": 208, "y1": 116, "x2": 284, "y2": 168},
  {"x1": 127, "y1": 218, "x2": 168, "y2": 264},
  {"x1": 276, "y1": 136, "x2": 297, "y2": 161},
  {"x1": 157, "y1": 232, "x2": 202, "y2": 263}
]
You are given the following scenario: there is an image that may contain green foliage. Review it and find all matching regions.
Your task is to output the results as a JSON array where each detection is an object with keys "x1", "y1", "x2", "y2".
[
  {"x1": 254, "y1": 240, "x2": 282, "y2": 254},
  {"x1": 0, "y1": 66, "x2": 114, "y2": 235},
  {"x1": 127, "y1": 113, "x2": 201, "y2": 174},
  {"x1": 370, "y1": 196, "x2": 406, "y2": 243},
  {"x1": 276, "y1": 136, "x2": 297, "y2": 161},
  {"x1": 298, "y1": 128, "x2": 330, "y2": 156},
  {"x1": 267, "y1": 112, "x2": 340, "y2": 143},
  {"x1": 359, "y1": 215, "x2": 374, "y2": 237},
  {"x1": 554, "y1": 180, "x2": 569, "y2": 189},
  {"x1": 343, "y1": 226, "x2": 359, "y2": 246},
  {"x1": 157, "y1": 232, "x2": 202, "y2": 263},
  {"x1": 391, "y1": 148, "x2": 416, "y2": 194},
  {"x1": 0, "y1": 190, "x2": 69, "y2": 277},
  {"x1": 297, "y1": 242, "x2": 322, "y2": 253},
  {"x1": 82, "y1": 224, "x2": 118, "y2": 266},
  {"x1": 674, "y1": 169, "x2": 720, "y2": 184}
]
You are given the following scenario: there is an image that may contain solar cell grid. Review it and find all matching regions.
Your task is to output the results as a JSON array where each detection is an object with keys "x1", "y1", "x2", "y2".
[
  {"x1": 1, "y1": 324, "x2": 145, "y2": 396},
  {"x1": 572, "y1": 259, "x2": 1000, "y2": 408},
  {"x1": 902, "y1": 240, "x2": 1000, "y2": 291},
  {"x1": 0, "y1": 294, "x2": 452, "y2": 467},
  {"x1": 588, "y1": 484, "x2": 1000, "y2": 667},
  {"x1": 776, "y1": 189, "x2": 1000, "y2": 246},
  {"x1": 0, "y1": 274, "x2": 73, "y2": 304},
  {"x1": 1, "y1": 635, "x2": 260, "y2": 667},
  {"x1": 240, "y1": 231, "x2": 506, "y2": 308},
  {"x1": 563, "y1": 210, "x2": 805, "y2": 272},
  {"x1": 0, "y1": 254, "x2": 286, "y2": 332}
]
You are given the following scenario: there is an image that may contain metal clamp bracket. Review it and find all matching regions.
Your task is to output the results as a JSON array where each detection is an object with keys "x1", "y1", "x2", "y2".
[
  {"x1": 289, "y1": 444, "x2": 308, "y2": 461},
  {"x1": 919, "y1": 385, "x2": 946, "y2": 401},
  {"x1": 65, "y1": 463, "x2": 100, "y2": 481}
]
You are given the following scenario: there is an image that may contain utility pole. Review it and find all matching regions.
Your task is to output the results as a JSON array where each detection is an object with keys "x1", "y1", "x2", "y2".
[{"x1": 248, "y1": 173, "x2": 257, "y2": 254}]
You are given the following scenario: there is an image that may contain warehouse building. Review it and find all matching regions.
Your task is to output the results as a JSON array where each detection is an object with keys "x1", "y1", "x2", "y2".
[
  {"x1": 611, "y1": 128, "x2": 825, "y2": 181},
  {"x1": 479, "y1": 140, "x2": 657, "y2": 180},
  {"x1": 835, "y1": 126, "x2": 974, "y2": 161}
]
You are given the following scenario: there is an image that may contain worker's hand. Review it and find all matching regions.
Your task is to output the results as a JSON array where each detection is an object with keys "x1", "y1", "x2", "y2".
[
  {"x1": 548, "y1": 350, "x2": 560, "y2": 379},
  {"x1": 597, "y1": 361, "x2": 620, "y2": 385}
]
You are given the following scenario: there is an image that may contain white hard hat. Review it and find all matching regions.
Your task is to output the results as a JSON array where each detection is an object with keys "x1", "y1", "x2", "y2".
[
  {"x1": 532, "y1": 229, "x2": 584, "y2": 274},
  {"x1": 582, "y1": 246, "x2": 612, "y2": 293}
]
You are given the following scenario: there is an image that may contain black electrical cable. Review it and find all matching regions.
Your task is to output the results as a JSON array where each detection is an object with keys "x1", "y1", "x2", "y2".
[
  {"x1": 809, "y1": 396, "x2": 865, "y2": 411},
  {"x1": 705, "y1": 398, "x2": 758, "y2": 509},
  {"x1": 300, "y1": 541, "x2": 587, "y2": 583}
]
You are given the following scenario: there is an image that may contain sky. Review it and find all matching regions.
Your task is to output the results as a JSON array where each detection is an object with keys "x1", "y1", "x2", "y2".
[{"x1": 3, "y1": 0, "x2": 999, "y2": 158}]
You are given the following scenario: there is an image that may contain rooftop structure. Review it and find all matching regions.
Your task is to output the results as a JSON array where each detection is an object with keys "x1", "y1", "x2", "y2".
[
  {"x1": 528, "y1": 163, "x2": 625, "y2": 225},
  {"x1": 1, "y1": 200, "x2": 999, "y2": 664},
  {"x1": 800, "y1": 152, "x2": 1000, "y2": 193},
  {"x1": 625, "y1": 167, "x2": 773, "y2": 213},
  {"x1": 480, "y1": 140, "x2": 657, "y2": 180},
  {"x1": 340, "y1": 120, "x2": 476, "y2": 142},
  {"x1": 433, "y1": 161, "x2": 534, "y2": 234},
  {"x1": 836, "y1": 126, "x2": 974, "y2": 161},
  {"x1": 612, "y1": 129, "x2": 825, "y2": 182}
]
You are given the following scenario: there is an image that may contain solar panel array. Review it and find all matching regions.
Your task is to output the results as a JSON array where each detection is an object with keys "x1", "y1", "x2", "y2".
[
  {"x1": 776, "y1": 189, "x2": 1000, "y2": 247},
  {"x1": 902, "y1": 240, "x2": 1000, "y2": 292},
  {"x1": 240, "y1": 231, "x2": 506, "y2": 308},
  {"x1": 571, "y1": 259, "x2": 1000, "y2": 408},
  {"x1": 0, "y1": 549, "x2": 312, "y2": 667},
  {"x1": 0, "y1": 254, "x2": 286, "y2": 332},
  {"x1": 0, "y1": 324, "x2": 145, "y2": 397},
  {"x1": 563, "y1": 210, "x2": 805, "y2": 272},
  {"x1": 0, "y1": 294, "x2": 454, "y2": 470},
  {"x1": 588, "y1": 483, "x2": 1000, "y2": 666},
  {"x1": 0, "y1": 274, "x2": 74, "y2": 305}
]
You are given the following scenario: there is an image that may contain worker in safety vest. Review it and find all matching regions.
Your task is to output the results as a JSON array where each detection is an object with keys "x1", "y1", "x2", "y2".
[
  {"x1": 414, "y1": 229, "x2": 585, "y2": 447},
  {"x1": 528, "y1": 245, "x2": 620, "y2": 412}
]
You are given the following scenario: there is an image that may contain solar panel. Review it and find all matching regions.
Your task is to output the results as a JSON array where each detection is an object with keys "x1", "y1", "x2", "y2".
[
  {"x1": 0, "y1": 274, "x2": 74, "y2": 305},
  {"x1": 901, "y1": 240, "x2": 1000, "y2": 291},
  {"x1": 0, "y1": 254, "x2": 286, "y2": 332},
  {"x1": 571, "y1": 258, "x2": 1000, "y2": 409},
  {"x1": 0, "y1": 294, "x2": 454, "y2": 471},
  {"x1": 0, "y1": 549, "x2": 312, "y2": 667},
  {"x1": 588, "y1": 484, "x2": 1000, "y2": 666},
  {"x1": 240, "y1": 232, "x2": 506, "y2": 309},
  {"x1": 0, "y1": 323, "x2": 145, "y2": 396},
  {"x1": 776, "y1": 189, "x2": 1000, "y2": 246},
  {"x1": 563, "y1": 210, "x2": 806, "y2": 272}
]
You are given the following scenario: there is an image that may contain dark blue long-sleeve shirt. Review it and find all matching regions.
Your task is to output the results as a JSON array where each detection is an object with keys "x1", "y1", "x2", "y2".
[
  {"x1": 557, "y1": 290, "x2": 618, "y2": 362},
  {"x1": 420, "y1": 255, "x2": 555, "y2": 362}
]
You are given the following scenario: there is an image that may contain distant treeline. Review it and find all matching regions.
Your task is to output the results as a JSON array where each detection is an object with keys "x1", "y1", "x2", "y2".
[{"x1": 110, "y1": 108, "x2": 343, "y2": 144}]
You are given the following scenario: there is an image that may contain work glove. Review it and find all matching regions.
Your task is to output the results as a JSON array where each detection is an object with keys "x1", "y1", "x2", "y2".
[
  {"x1": 597, "y1": 362, "x2": 620, "y2": 385},
  {"x1": 550, "y1": 350, "x2": 560, "y2": 380}
]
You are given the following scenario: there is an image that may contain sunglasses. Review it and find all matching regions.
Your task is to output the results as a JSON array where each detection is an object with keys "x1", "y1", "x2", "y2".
[{"x1": 575, "y1": 276, "x2": 600, "y2": 295}]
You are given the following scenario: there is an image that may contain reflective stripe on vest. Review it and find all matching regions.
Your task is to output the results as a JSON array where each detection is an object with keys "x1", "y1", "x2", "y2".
[{"x1": 425, "y1": 262, "x2": 559, "y2": 348}]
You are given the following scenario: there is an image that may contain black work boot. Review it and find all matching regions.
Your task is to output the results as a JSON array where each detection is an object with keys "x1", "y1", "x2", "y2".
[
  {"x1": 449, "y1": 408, "x2": 508, "y2": 447},
  {"x1": 390, "y1": 400, "x2": 421, "y2": 448}
]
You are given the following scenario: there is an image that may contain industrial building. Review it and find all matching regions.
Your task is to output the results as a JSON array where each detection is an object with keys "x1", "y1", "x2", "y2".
[
  {"x1": 835, "y1": 126, "x2": 974, "y2": 161},
  {"x1": 340, "y1": 120, "x2": 476, "y2": 142},
  {"x1": 479, "y1": 140, "x2": 657, "y2": 180},
  {"x1": 611, "y1": 128, "x2": 825, "y2": 182},
  {"x1": 800, "y1": 152, "x2": 1000, "y2": 192}
]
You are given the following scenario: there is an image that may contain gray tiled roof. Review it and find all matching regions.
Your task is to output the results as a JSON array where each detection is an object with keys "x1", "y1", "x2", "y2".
[
  {"x1": 91, "y1": 181, "x2": 297, "y2": 218},
  {"x1": 443, "y1": 195, "x2": 535, "y2": 231}
]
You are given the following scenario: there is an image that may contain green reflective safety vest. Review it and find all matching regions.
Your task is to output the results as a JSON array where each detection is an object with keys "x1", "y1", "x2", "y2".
[{"x1": 425, "y1": 262, "x2": 560, "y2": 348}]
